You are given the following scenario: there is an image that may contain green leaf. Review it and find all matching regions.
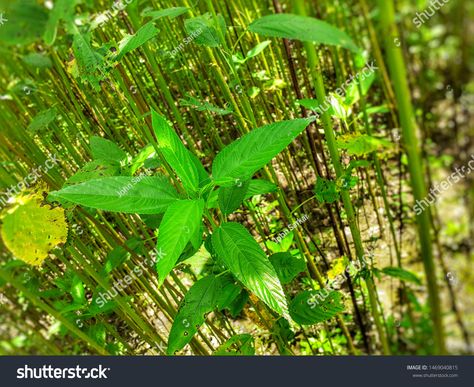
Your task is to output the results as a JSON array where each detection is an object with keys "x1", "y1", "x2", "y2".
[
  {"x1": 328, "y1": 94, "x2": 347, "y2": 119},
  {"x1": 0, "y1": 0, "x2": 48, "y2": 46},
  {"x1": 143, "y1": 157, "x2": 160, "y2": 169},
  {"x1": 184, "y1": 13, "x2": 226, "y2": 48},
  {"x1": 249, "y1": 14, "x2": 360, "y2": 53},
  {"x1": 71, "y1": 31, "x2": 104, "y2": 90},
  {"x1": 88, "y1": 323, "x2": 107, "y2": 347},
  {"x1": 289, "y1": 290, "x2": 345, "y2": 325},
  {"x1": 218, "y1": 180, "x2": 250, "y2": 216},
  {"x1": 314, "y1": 177, "x2": 339, "y2": 203},
  {"x1": 143, "y1": 7, "x2": 189, "y2": 20},
  {"x1": 213, "y1": 334, "x2": 255, "y2": 356},
  {"x1": 152, "y1": 110, "x2": 203, "y2": 193},
  {"x1": 49, "y1": 176, "x2": 180, "y2": 214},
  {"x1": 381, "y1": 267, "x2": 421, "y2": 285},
  {"x1": 102, "y1": 246, "x2": 130, "y2": 276},
  {"x1": 90, "y1": 136, "x2": 127, "y2": 163},
  {"x1": 344, "y1": 69, "x2": 376, "y2": 106},
  {"x1": 180, "y1": 94, "x2": 233, "y2": 115},
  {"x1": 43, "y1": 0, "x2": 76, "y2": 45},
  {"x1": 22, "y1": 53, "x2": 52, "y2": 69},
  {"x1": 128, "y1": 144, "x2": 156, "y2": 175},
  {"x1": 363, "y1": 105, "x2": 390, "y2": 116},
  {"x1": 216, "y1": 274, "x2": 242, "y2": 310},
  {"x1": 116, "y1": 22, "x2": 160, "y2": 61},
  {"x1": 267, "y1": 231, "x2": 294, "y2": 253},
  {"x1": 297, "y1": 98, "x2": 320, "y2": 111},
  {"x1": 167, "y1": 275, "x2": 222, "y2": 354},
  {"x1": 245, "y1": 40, "x2": 271, "y2": 61},
  {"x1": 244, "y1": 179, "x2": 277, "y2": 200},
  {"x1": 65, "y1": 160, "x2": 121, "y2": 186},
  {"x1": 227, "y1": 290, "x2": 249, "y2": 317},
  {"x1": 212, "y1": 222, "x2": 289, "y2": 317},
  {"x1": 212, "y1": 119, "x2": 312, "y2": 186},
  {"x1": 70, "y1": 275, "x2": 86, "y2": 305},
  {"x1": 27, "y1": 108, "x2": 58, "y2": 133},
  {"x1": 340, "y1": 160, "x2": 371, "y2": 190},
  {"x1": 337, "y1": 134, "x2": 392, "y2": 156},
  {"x1": 190, "y1": 152, "x2": 211, "y2": 187},
  {"x1": 269, "y1": 252, "x2": 306, "y2": 284},
  {"x1": 156, "y1": 199, "x2": 204, "y2": 285}
]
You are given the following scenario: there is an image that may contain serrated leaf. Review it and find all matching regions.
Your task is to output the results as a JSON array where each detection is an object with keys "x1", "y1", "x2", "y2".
[
  {"x1": 90, "y1": 136, "x2": 127, "y2": 163},
  {"x1": 212, "y1": 119, "x2": 312, "y2": 186},
  {"x1": 249, "y1": 14, "x2": 360, "y2": 53},
  {"x1": 152, "y1": 110, "x2": 204, "y2": 193},
  {"x1": 116, "y1": 22, "x2": 160, "y2": 60},
  {"x1": 212, "y1": 222, "x2": 289, "y2": 317},
  {"x1": 269, "y1": 252, "x2": 306, "y2": 284},
  {"x1": 49, "y1": 176, "x2": 180, "y2": 214},
  {"x1": 71, "y1": 31, "x2": 103, "y2": 90},
  {"x1": 289, "y1": 290, "x2": 345, "y2": 325},
  {"x1": 155, "y1": 199, "x2": 204, "y2": 285}
]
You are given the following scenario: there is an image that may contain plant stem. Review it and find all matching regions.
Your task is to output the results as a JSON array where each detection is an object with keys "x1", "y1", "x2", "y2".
[{"x1": 375, "y1": 0, "x2": 446, "y2": 354}]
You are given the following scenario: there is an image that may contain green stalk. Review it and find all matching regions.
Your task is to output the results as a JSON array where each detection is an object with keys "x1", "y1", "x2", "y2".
[
  {"x1": 375, "y1": 0, "x2": 446, "y2": 354},
  {"x1": 293, "y1": 0, "x2": 390, "y2": 354}
]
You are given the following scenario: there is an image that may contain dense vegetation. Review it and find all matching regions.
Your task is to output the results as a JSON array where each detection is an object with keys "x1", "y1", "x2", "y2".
[{"x1": 0, "y1": 0, "x2": 472, "y2": 356}]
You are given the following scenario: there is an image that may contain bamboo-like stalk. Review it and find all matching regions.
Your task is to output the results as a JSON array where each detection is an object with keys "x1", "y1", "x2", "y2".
[
  {"x1": 375, "y1": 0, "x2": 446, "y2": 354},
  {"x1": 292, "y1": 0, "x2": 391, "y2": 354}
]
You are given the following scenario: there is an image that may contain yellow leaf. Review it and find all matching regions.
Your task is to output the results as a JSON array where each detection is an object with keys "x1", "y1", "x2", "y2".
[
  {"x1": 1, "y1": 192, "x2": 68, "y2": 266},
  {"x1": 327, "y1": 256, "x2": 349, "y2": 280}
]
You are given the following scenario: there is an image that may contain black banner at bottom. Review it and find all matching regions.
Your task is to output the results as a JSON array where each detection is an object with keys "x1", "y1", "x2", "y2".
[{"x1": 0, "y1": 356, "x2": 472, "y2": 387}]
